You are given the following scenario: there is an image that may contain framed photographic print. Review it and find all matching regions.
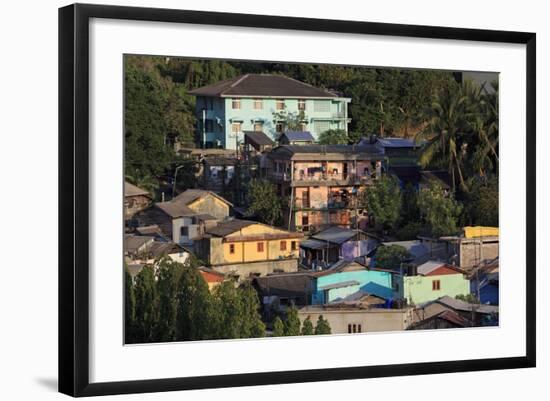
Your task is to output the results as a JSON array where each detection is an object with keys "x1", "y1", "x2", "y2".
[{"x1": 58, "y1": 3, "x2": 536, "y2": 397}]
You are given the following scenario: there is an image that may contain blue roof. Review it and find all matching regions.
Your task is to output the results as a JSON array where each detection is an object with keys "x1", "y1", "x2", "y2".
[
  {"x1": 376, "y1": 137, "x2": 418, "y2": 148},
  {"x1": 282, "y1": 131, "x2": 315, "y2": 141}
]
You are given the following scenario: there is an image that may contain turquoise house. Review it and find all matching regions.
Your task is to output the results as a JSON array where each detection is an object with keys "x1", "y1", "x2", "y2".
[
  {"x1": 312, "y1": 261, "x2": 397, "y2": 304},
  {"x1": 189, "y1": 74, "x2": 351, "y2": 149}
]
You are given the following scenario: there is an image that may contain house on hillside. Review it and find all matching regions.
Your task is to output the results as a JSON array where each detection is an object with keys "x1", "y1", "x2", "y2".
[
  {"x1": 411, "y1": 295, "x2": 499, "y2": 327},
  {"x1": 311, "y1": 260, "x2": 397, "y2": 304},
  {"x1": 138, "y1": 189, "x2": 232, "y2": 245},
  {"x1": 402, "y1": 261, "x2": 470, "y2": 305},
  {"x1": 124, "y1": 235, "x2": 190, "y2": 266},
  {"x1": 300, "y1": 226, "x2": 379, "y2": 269},
  {"x1": 267, "y1": 144, "x2": 385, "y2": 232},
  {"x1": 407, "y1": 309, "x2": 471, "y2": 330},
  {"x1": 278, "y1": 131, "x2": 315, "y2": 145},
  {"x1": 124, "y1": 181, "x2": 152, "y2": 222},
  {"x1": 189, "y1": 74, "x2": 351, "y2": 149},
  {"x1": 194, "y1": 220, "x2": 303, "y2": 280}
]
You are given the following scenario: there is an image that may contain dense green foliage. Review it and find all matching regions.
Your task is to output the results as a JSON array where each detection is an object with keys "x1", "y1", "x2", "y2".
[
  {"x1": 125, "y1": 56, "x2": 458, "y2": 193},
  {"x1": 375, "y1": 245, "x2": 412, "y2": 270},
  {"x1": 246, "y1": 179, "x2": 283, "y2": 226},
  {"x1": 317, "y1": 129, "x2": 349, "y2": 145},
  {"x1": 417, "y1": 180, "x2": 462, "y2": 237},
  {"x1": 272, "y1": 316, "x2": 285, "y2": 337},
  {"x1": 314, "y1": 315, "x2": 332, "y2": 335},
  {"x1": 300, "y1": 316, "x2": 314, "y2": 335},
  {"x1": 361, "y1": 175, "x2": 402, "y2": 230},
  {"x1": 283, "y1": 306, "x2": 302, "y2": 336},
  {"x1": 461, "y1": 176, "x2": 499, "y2": 227},
  {"x1": 417, "y1": 80, "x2": 499, "y2": 191},
  {"x1": 125, "y1": 259, "x2": 265, "y2": 343}
]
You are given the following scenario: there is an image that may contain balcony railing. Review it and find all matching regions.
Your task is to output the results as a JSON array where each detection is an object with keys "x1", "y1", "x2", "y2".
[{"x1": 270, "y1": 171, "x2": 381, "y2": 184}]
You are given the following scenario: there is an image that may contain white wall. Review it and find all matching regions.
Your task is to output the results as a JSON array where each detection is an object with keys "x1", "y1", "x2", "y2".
[{"x1": 0, "y1": 0, "x2": 547, "y2": 400}]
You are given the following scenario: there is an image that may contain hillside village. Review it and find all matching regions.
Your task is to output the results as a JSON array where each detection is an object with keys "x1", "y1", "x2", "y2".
[{"x1": 124, "y1": 65, "x2": 499, "y2": 342}]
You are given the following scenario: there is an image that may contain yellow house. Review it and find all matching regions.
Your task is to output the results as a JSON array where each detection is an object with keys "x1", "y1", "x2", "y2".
[{"x1": 195, "y1": 220, "x2": 303, "y2": 280}]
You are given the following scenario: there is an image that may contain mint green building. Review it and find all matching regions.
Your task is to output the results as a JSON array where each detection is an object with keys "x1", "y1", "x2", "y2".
[
  {"x1": 189, "y1": 74, "x2": 351, "y2": 149},
  {"x1": 402, "y1": 261, "x2": 470, "y2": 305}
]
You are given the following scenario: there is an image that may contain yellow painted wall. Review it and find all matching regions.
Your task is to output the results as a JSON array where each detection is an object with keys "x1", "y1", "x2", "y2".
[{"x1": 209, "y1": 223, "x2": 300, "y2": 265}]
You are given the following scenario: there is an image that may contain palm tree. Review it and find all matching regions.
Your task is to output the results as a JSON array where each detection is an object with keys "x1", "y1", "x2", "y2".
[
  {"x1": 470, "y1": 80, "x2": 499, "y2": 175},
  {"x1": 416, "y1": 82, "x2": 472, "y2": 191}
]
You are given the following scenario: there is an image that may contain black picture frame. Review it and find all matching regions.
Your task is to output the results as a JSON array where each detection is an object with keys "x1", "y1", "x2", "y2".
[{"x1": 58, "y1": 3, "x2": 536, "y2": 397}]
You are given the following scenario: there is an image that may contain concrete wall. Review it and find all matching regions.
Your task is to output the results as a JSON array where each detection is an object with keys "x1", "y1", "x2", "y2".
[
  {"x1": 211, "y1": 258, "x2": 298, "y2": 281},
  {"x1": 298, "y1": 308, "x2": 412, "y2": 334},
  {"x1": 404, "y1": 274, "x2": 470, "y2": 305},
  {"x1": 458, "y1": 239, "x2": 499, "y2": 270}
]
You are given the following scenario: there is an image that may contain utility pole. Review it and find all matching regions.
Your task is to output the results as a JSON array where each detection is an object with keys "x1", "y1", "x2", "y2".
[{"x1": 172, "y1": 165, "x2": 184, "y2": 199}]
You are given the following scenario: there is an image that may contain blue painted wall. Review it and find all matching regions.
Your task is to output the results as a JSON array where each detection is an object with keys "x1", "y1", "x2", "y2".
[
  {"x1": 195, "y1": 96, "x2": 351, "y2": 149},
  {"x1": 312, "y1": 269, "x2": 395, "y2": 304}
]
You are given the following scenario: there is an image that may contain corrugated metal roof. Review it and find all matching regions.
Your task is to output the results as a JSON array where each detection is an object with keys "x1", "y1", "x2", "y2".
[
  {"x1": 417, "y1": 260, "x2": 446, "y2": 275},
  {"x1": 188, "y1": 74, "x2": 340, "y2": 98},
  {"x1": 376, "y1": 137, "x2": 418, "y2": 148},
  {"x1": 281, "y1": 131, "x2": 315, "y2": 142},
  {"x1": 205, "y1": 219, "x2": 257, "y2": 237},
  {"x1": 244, "y1": 131, "x2": 275, "y2": 146},
  {"x1": 124, "y1": 181, "x2": 150, "y2": 197},
  {"x1": 155, "y1": 201, "x2": 195, "y2": 218},
  {"x1": 436, "y1": 296, "x2": 499, "y2": 314},
  {"x1": 311, "y1": 226, "x2": 359, "y2": 245},
  {"x1": 124, "y1": 235, "x2": 155, "y2": 253},
  {"x1": 299, "y1": 239, "x2": 329, "y2": 250}
]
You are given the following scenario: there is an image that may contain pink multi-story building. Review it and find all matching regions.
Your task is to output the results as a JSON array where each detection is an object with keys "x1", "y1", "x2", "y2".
[{"x1": 267, "y1": 144, "x2": 385, "y2": 233}]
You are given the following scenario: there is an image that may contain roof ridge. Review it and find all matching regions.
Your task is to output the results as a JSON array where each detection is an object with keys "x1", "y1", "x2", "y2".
[
  {"x1": 220, "y1": 74, "x2": 250, "y2": 96},
  {"x1": 282, "y1": 74, "x2": 337, "y2": 97}
]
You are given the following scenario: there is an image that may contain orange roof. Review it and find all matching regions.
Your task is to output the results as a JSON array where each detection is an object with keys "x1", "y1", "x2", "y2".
[{"x1": 200, "y1": 270, "x2": 224, "y2": 283}]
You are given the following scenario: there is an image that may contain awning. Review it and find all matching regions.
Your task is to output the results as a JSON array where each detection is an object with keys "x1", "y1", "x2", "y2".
[{"x1": 300, "y1": 239, "x2": 330, "y2": 250}]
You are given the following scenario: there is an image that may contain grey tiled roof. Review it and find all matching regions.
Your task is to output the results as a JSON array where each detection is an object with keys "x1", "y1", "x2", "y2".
[{"x1": 189, "y1": 74, "x2": 340, "y2": 98}]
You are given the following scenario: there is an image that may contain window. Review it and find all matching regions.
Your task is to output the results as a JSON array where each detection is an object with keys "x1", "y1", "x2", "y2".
[
  {"x1": 276, "y1": 123, "x2": 284, "y2": 133},
  {"x1": 231, "y1": 122, "x2": 242, "y2": 134},
  {"x1": 253, "y1": 98, "x2": 263, "y2": 109},
  {"x1": 231, "y1": 98, "x2": 241, "y2": 109},
  {"x1": 348, "y1": 324, "x2": 352, "y2": 334},
  {"x1": 313, "y1": 121, "x2": 330, "y2": 135},
  {"x1": 291, "y1": 241, "x2": 297, "y2": 251},
  {"x1": 276, "y1": 99, "x2": 285, "y2": 110},
  {"x1": 180, "y1": 226, "x2": 188, "y2": 237},
  {"x1": 352, "y1": 324, "x2": 357, "y2": 333},
  {"x1": 432, "y1": 280, "x2": 441, "y2": 291},
  {"x1": 253, "y1": 122, "x2": 263, "y2": 132},
  {"x1": 257, "y1": 242, "x2": 264, "y2": 252},
  {"x1": 280, "y1": 241, "x2": 287, "y2": 251},
  {"x1": 229, "y1": 244, "x2": 235, "y2": 254},
  {"x1": 358, "y1": 324, "x2": 362, "y2": 333},
  {"x1": 205, "y1": 119, "x2": 213, "y2": 132},
  {"x1": 298, "y1": 99, "x2": 306, "y2": 111},
  {"x1": 314, "y1": 100, "x2": 330, "y2": 112}
]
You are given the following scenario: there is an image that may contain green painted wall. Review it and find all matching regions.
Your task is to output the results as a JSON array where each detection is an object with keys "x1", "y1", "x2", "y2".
[{"x1": 404, "y1": 274, "x2": 470, "y2": 305}]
